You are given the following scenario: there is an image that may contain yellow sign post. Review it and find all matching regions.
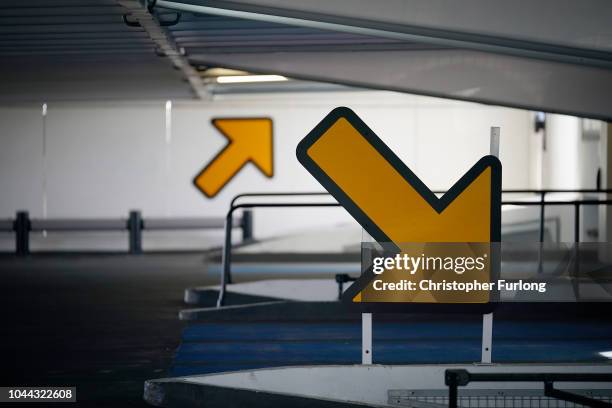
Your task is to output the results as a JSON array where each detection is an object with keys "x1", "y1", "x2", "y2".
[
  {"x1": 297, "y1": 107, "x2": 501, "y2": 312},
  {"x1": 194, "y1": 118, "x2": 273, "y2": 198}
]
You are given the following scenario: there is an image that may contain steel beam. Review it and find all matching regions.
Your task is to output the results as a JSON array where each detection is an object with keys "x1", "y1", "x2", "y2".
[
  {"x1": 116, "y1": 0, "x2": 209, "y2": 99},
  {"x1": 189, "y1": 49, "x2": 612, "y2": 121},
  {"x1": 158, "y1": 0, "x2": 612, "y2": 69}
]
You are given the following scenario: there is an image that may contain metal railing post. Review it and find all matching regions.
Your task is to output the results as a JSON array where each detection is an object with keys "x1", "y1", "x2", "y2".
[
  {"x1": 537, "y1": 191, "x2": 545, "y2": 273},
  {"x1": 217, "y1": 209, "x2": 235, "y2": 307},
  {"x1": 241, "y1": 209, "x2": 253, "y2": 242},
  {"x1": 574, "y1": 202, "x2": 581, "y2": 243},
  {"x1": 573, "y1": 202, "x2": 581, "y2": 300},
  {"x1": 445, "y1": 370, "x2": 465, "y2": 408},
  {"x1": 128, "y1": 210, "x2": 142, "y2": 254},
  {"x1": 15, "y1": 211, "x2": 30, "y2": 256},
  {"x1": 539, "y1": 191, "x2": 546, "y2": 242}
]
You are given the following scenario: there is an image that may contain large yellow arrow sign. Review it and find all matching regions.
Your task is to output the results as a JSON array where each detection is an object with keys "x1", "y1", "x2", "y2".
[
  {"x1": 296, "y1": 107, "x2": 501, "y2": 310},
  {"x1": 194, "y1": 118, "x2": 273, "y2": 198}
]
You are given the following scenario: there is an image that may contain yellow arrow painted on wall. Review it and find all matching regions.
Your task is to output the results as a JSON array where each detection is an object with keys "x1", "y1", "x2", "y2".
[
  {"x1": 296, "y1": 107, "x2": 501, "y2": 310},
  {"x1": 193, "y1": 118, "x2": 273, "y2": 198}
]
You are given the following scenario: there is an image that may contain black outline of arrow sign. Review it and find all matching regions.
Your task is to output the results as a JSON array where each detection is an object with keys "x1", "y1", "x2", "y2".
[
  {"x1": 296, "y1": 107, "x2": 501, "y2": 313},
  {"x1": 193, "y1": 117, "x2": 274, "y2": 199}
]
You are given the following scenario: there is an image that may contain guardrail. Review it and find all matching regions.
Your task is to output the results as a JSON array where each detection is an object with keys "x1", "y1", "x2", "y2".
[
  {"x1": 445, "y1": 369, "x2": 612, "y2": 408},
  {"x1": 1, "y1": 210, "x2": 253, "y2": 256},
  {"x1": 216, "y1": 189, "x2": 612, "y2": 307}
]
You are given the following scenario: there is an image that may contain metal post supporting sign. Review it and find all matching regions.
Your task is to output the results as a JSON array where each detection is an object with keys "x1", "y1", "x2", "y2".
[
  {"x1": 362, "y1": 313, "x2": 372, "y2": 364},
  {"x1": 296, "y1": 107, "x2": 502, "y2": 365},
  {"x1": 482, "y1": 126, "x2": 500, "y2": 364}
]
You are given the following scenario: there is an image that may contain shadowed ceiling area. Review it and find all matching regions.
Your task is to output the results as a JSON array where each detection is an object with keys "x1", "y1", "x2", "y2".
[{"x1": 1, "y1": 0, "x2": 612, "y2": 119}]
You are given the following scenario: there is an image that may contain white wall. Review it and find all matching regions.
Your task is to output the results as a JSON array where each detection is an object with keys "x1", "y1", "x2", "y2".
[
  {"x1": 0, "y1": 90, "x2": 533, "y2": 242},
  {"x1": 0, "y1": 106, "x2": 44, "y2": 216},
  {"x1": 541, "y1": 114, "x2": 601, "y2": 190}
]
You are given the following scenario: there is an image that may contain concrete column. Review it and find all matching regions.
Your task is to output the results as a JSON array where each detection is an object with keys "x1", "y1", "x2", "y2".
[
  {"x1": 541, "y1": 115, "x2": 581, "y2": 190},
  {"x1": 599, "y1": 123, "x2": 612, "y2": 242}
]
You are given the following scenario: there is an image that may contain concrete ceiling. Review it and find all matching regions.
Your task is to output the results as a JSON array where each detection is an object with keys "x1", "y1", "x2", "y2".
[
  {"x1": 2, "y1": 0, "x2": 612, "y2": 120},
  {"x1": 0, "y1": 0, "x2": 194, "y2": 102}
]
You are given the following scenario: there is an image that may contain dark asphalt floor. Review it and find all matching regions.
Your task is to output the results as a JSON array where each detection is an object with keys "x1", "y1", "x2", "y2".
[
  {"x1": 3, "y1": 253, "x2": 612, "y2": 407},
  {"x1": 0, "y1": 253, "x2": 215, "y2": 407}
]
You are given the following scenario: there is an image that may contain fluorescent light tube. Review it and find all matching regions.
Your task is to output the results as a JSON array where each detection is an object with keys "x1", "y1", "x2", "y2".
[{"x1": 216, "y1": 75, "x2": 288, "y2": 84}]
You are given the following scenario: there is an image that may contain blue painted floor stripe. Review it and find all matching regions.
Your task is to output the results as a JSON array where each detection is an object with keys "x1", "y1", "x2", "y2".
[{"x1": 171, "y1": 320, "x2": 612, "y2": 376}]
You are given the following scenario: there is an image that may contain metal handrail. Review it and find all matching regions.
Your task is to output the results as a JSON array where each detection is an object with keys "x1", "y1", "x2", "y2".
[
  {"x1": 445, "y1": 369, "x2": 612, "y2": 408},
  {"x1": 230, "y1": 191, "x2": 333, "y2": 208},
  {"x1": 30, "y1": 219, "x2": 127, "y2": 232},
  {"x1": 216, "y1": 190, "x2": 612, "y2": 307},
  {"x1": 217, "y1": 201, "x2": 340, "y2": 307},
  {"x1": 0, "y1": 219, "x2": 13, "y2": 232},
  {"x1": 231, "y1": 189, "x2": 612, "y2": 206},
  {"x1": 4, "y1": 210, "x2": 252, "y2": 256},
  {"x1": 143, "y1": 217, "x2": 242, "y2": 230}
]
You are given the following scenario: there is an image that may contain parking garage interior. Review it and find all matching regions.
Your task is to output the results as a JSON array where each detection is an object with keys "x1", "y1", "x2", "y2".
[{"x1": 2, "y1": 1, "x2": 612, "y2": 407}]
